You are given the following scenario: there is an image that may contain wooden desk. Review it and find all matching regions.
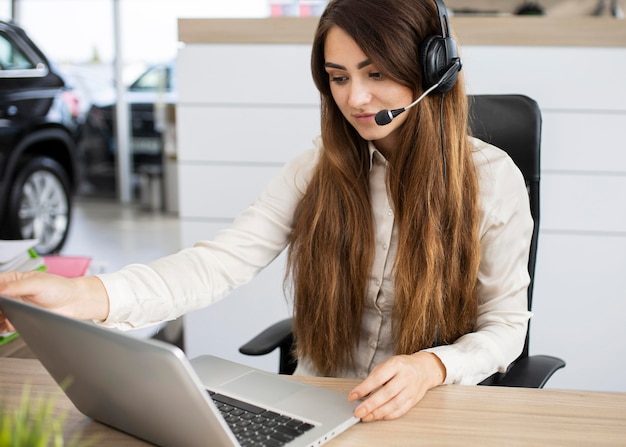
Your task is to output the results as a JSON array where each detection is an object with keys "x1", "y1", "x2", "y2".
[{"x1": 1, "y1": 358, "x2": 625, "y2": 446}]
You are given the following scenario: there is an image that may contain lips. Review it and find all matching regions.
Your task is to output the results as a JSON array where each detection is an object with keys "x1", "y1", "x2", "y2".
[{"x1": 353, "y1": 113, "x2": 376, "y2": 123}]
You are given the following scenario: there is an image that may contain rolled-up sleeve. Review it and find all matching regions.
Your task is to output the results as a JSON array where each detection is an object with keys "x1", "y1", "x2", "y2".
[{"x1": 425, "y1": 139, "x2": 533, "y2": 384}]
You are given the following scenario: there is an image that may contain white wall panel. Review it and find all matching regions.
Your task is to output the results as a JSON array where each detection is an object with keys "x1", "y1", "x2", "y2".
[
  {"x1": 542, "y1": 111, "x2": 626, "y2": 173},
  {"x1": 178, "y1": 164, "x2": 282, "y2": 218},
  {"x1": 462, "y1": 47, "x2": 626, "y2": 111},
  {"x1": 177, "y1": 44, "x2": 319, "y2": 105},
  {"x1": 532, "y1": 232, "x2": 626, "y2": 392},
  {"x1": 176, "y1": 105, "x2": 320, "y2": 163},
  {"x1": 542, "y1": 174, "x2": 626, "y2": 232}
]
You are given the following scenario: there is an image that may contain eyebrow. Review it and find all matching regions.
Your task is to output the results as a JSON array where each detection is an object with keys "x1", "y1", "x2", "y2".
[{"x1": 324, "y1": 59, "x2": 372, "y2": 70}]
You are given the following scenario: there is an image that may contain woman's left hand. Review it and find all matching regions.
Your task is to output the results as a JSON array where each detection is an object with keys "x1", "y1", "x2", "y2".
[{"x1": 348, "y1": 351, "x2": 446, "y2": 422}]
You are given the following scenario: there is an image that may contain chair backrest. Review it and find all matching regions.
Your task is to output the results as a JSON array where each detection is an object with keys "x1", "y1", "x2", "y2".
[{"x1": 468, "y1": 94, "x2": 542, "y2": 358}]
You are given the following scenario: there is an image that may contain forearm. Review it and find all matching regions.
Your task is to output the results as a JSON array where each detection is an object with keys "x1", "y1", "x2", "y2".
[{"x1": 96, "y1": 235, "x2": 284, "y2": 329}]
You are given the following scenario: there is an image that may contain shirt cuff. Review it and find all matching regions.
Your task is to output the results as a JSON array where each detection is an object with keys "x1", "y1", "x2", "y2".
[{"x1": 423, "y1": 333, "x2": 503, "y2": 385}]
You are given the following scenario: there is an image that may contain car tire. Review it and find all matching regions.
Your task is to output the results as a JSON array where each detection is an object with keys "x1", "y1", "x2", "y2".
[{"x1": 5, "y1": 156, "x2": 72, "y2": 255}]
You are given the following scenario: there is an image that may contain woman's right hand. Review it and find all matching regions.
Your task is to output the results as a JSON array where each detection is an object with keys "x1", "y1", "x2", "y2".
[{"x1": 0, "y1": 271, "x2": 110, "y2": 333}]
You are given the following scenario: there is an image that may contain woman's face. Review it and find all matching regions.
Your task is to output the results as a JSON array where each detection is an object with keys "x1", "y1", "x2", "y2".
[{"x1": 323, "y1": 26, "x2": 414, "y2": 156}]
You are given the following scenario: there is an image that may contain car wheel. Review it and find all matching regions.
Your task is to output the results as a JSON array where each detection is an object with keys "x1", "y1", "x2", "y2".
[{"x1": 6, "y1": 156, "x2": 72, "y2": 255}]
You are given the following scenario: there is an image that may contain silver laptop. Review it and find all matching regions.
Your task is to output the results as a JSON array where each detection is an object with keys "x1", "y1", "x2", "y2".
[{"x1": 0, "y1": 296, "x2": 359, "y2": 447}]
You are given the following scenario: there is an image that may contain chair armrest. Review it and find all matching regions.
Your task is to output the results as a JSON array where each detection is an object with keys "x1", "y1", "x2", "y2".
[
  {"x1": 239, "y1": 318, "x2": 296, "y2": 374},
  {"x1": 239, "y1": 318, "x2": 293, "y2": 356},
  {"x1": 497, "y1": 355, "x2": 566, "y2": 388}
]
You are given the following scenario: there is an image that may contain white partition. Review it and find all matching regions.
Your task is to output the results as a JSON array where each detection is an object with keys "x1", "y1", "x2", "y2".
[
  {"x1": 459, "y1": 46, "x2": 626, "y2": 392},
  {"x1": 177, "y1": 106, "x2": 320, "y2": 164},
  {"x1": 176, "y1": 43, "x2": 320, "y2": 373},
  {"x1": 177, "y1": 36, "x2": 626, "y2": 390}
]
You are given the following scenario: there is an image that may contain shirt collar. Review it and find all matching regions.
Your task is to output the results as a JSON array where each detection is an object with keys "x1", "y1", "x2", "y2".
[{"x1": 368, "y1": 141, "x2": 388, "y2": 171}]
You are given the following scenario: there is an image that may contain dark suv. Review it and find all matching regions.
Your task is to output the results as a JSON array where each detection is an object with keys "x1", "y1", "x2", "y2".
[
  {"x1": 78, "y1": 62, "x2": 174, "y2": 195},
  {"x1": 0, "y1": 20, "x2": 81, "y2": 254}
]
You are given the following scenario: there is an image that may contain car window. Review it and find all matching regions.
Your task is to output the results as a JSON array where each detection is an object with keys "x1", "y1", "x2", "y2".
[
  {"x1": 0, "y1": 31, "x2": 36, "y2": 71},
  {"x1": 129, "y1": 65, "x2": 170, "y2": 92}
]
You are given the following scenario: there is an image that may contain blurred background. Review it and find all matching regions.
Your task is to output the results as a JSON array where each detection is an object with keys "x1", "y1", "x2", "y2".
[
  {"x1": 0, "y1": 0, "x2": 329, "y2": 201},
  {"x1": 0, "y1": 0, "x2": 330, "y2": 63},
  {"x1": 0, "y1": 0, "x2": 615, "y2": 201}
]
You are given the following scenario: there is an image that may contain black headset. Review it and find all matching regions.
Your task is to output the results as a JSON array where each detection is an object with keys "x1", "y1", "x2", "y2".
[
  {"x1": 419, "y1": 0, "x2": 461, "y2": 94},
  {"x1": 417, "y1": 0, "x2": 461, "y2": 184}
]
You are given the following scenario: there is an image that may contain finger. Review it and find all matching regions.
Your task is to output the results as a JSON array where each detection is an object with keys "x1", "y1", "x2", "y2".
[
  {"x1": 348, "y1": 363, "x2": 396, "y2": 401},
  {"x1": 0, "y1": 271, "x2": 38, "y2": 297},
  {"x1": 0, "y1": 271, "x2": 22, "y2": 290},
  {"x1": 360, "y1": 392, "x2": 414, "y2": 422},
  {"x1": 353, "y1": 375, "x2": 405, "y2": 420}
]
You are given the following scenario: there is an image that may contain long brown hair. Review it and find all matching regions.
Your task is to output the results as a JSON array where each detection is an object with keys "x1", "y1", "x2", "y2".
[{"x1": 288, "y1": 0, "x2": 481, "y2": 375}]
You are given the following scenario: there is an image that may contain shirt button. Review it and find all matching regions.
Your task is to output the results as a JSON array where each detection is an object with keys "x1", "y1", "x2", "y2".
[
  {"x1": 375, "y1": 279, "x2": 381, "y2": 286},
  {"x1": 369, "y1": 340, "x2": 377, "y2": 349},
  {"x1": 387, "y1": 209, "x2": 393, "y2": 216},
  {"x1": 382, "y1": 244, "x2": 388, "y2": 250}
]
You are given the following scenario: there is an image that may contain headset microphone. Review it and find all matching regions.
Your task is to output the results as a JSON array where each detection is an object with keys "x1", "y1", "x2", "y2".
[{"x1": 375, "y1": 58, "x2": 461, "y2": 126}]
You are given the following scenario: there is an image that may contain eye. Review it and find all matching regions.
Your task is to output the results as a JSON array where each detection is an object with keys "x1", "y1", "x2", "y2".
[
  {"x1": 369, "y1": 71, "x2": 383, "y2": 80},
  {"x1": 329, "y1": 74, "x2": 349, "y2": 84}
]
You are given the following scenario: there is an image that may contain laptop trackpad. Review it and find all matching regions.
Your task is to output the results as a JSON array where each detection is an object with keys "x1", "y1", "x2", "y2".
[{"x1": 220, "y1": 371, "x2": 305, "y2": 404}]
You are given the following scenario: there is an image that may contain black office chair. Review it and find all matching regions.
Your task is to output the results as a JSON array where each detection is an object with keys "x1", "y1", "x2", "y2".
[{"x1": 239, "y1": 94, "x2": 566, "y2": 388}]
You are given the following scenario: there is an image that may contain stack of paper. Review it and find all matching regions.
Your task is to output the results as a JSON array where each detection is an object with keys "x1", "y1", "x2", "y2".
[
  {"x1": 0, "y1": 239, "x2": 46, "y2": 273},
  {"x1": 0, "y1": 239, "x2": 46, "y2": 345}
]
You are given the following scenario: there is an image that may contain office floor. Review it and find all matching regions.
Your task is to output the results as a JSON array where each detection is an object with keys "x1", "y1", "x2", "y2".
[{"x1": 62, "y1": 197, "x2": 182, "y2": 274}]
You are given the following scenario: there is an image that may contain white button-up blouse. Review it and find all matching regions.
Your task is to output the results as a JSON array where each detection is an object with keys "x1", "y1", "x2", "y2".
[{"x1": 98, "y1": 136, "x2": 533, "y2": 385}]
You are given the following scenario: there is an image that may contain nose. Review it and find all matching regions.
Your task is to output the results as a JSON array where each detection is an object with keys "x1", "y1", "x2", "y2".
[{"x1": 347, "y1": 80, "x2": 371, "y2": 108}]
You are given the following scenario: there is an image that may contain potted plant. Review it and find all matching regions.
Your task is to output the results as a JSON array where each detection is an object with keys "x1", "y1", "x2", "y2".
[{"x1": 0, "y1": 383, "x2": 98, "y2": 447}]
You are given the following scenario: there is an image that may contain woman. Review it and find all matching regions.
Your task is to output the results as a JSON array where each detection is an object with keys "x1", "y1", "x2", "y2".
[{"x1": 0, "y1": 0, "x2": 532, "y2": 422}]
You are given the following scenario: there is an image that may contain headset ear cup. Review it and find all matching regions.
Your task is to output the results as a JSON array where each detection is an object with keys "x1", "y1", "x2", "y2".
[
  {"x1": 436, "y1": 63, "x2": 458, "y2": 93},
  {"x1": 419, "y1": 35, "x2": 458, "y2": 94}
]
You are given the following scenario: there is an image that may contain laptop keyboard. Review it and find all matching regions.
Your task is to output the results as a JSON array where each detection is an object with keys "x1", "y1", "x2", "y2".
[{"x1": 208, "y1": 390, "x2": 315, "y2": 447}]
